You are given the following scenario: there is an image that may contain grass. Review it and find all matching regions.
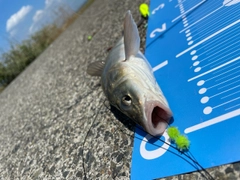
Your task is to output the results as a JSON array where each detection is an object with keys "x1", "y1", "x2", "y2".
[{"x1": 0, "y1": 0, "x2": 95, "y2": 92}]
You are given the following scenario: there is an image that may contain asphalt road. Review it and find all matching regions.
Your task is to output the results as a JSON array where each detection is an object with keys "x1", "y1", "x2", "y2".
[{"x1": 0, "y1": 0, "x2": 239, "y2": 179}]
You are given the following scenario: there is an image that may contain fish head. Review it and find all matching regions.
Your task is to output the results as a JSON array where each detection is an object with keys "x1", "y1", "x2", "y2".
[
  {"x1": 111, "y1": 71, "x2": 172, "y2": 136},
  {"x1": 111, "y1": 77, "x2": 145, "y2": 127}
]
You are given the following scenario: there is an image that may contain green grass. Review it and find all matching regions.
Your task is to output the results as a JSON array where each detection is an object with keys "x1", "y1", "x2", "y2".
[
  {"x1": 0, "y1": 0, "x2": 95, "y2": 91},
  {"x1": 0, "y1": 24, "x2": 61, "y2": 88}
]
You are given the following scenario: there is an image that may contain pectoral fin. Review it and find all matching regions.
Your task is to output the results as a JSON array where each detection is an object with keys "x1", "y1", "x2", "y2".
[
  {"x1": 124, "y1": 10, "x2": 140, "y2": 60},
  {"x1": 87, "y1": 61, "x2": 105, "y2": 76}
]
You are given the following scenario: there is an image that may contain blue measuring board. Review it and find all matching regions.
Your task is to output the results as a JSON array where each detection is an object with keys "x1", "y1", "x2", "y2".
[{"x1": 131, "y1": 0, "x2": 240, "y2": 179}]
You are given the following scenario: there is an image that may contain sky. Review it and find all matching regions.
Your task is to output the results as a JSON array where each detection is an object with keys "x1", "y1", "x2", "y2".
[{"x1": 0, "y1": 0, "x2": 86, "y2": 53}]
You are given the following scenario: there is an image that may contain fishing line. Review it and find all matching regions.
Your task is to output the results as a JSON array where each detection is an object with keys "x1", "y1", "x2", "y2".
[
  {"x1": 109, "y1": 119, "x2": 210, "y2": 180},
  {"x1": 152, "y1": 115, "x2": 214, "y2": 179},
  {"x1": 186, "y1": 150, "x2": 214, "y2": 180},
  {"x1": 81, "y1": 100, "x2": 104, "y2": 180},
  {"x1": 84, "y1": 97, "x2": 213, "y2": 179},
  {"x1": 100, "y1": 106, "x2": 207, "y2": 179},
  {"x1": 101, "y1": 99, "x2": 213, "y2": 179},
  {"x1": 135, "y1": 126, "x2": 213, "y2": 180},
  {"x1": 85, "y1": 85, "x2": 212, "y2": 179}
]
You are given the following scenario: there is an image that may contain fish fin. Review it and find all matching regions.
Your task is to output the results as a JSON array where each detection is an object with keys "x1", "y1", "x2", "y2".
[
  {"x1": 124, "y1": 10, "x2": 140, "y2": 60},
  {"x1": 87, "y1": 61, "x2": 105, "y2": 76}
]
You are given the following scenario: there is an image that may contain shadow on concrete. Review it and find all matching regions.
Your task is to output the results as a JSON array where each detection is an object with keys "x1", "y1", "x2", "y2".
[{"x1": 109, "y1": 105, "x2": 136, "y2": 133}]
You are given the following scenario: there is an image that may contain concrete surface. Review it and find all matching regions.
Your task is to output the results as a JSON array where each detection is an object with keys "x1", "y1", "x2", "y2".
[{"x1": 0, "y1": 0, "x2": 239, "y2": 179}]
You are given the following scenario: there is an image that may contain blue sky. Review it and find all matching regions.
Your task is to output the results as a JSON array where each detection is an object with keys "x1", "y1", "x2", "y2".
[{"x1": 0, "y1": 0, "x2": 86, "y2": 53}]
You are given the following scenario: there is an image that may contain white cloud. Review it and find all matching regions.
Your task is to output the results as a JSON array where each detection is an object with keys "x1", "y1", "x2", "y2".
[
  {"x1": 9, "y1": 29, "x2": 17, "y2": 37},
  {"x1": 29, "y1": 10, "x2": 44, "y2": 33},
  {"x1": 29, "y1": 0, "x2": 72, "y2": 34},
  {"x1": 6, "y1": 5, "x2": 32, "y2": 32},
  {"x1": 33, "y1": 10, "x2": 44, "y2": 22},
  {"x1": 45, "y1": 0, "x2": 54, "y2": 7}
]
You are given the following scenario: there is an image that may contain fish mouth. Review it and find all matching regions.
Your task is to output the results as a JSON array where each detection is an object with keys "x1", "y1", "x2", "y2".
[{"x1": 145, "y1": 101, "x2": 172, "y2": 136}]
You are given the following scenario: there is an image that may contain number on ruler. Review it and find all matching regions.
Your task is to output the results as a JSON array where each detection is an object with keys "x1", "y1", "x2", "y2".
[
  {"x1": 140, "y1": 132, "x2": 170, "y2": 160},
  {"x1": 150, "y1": 23, "x2": 167, "y2": 38},
  {"x1": 152, "y1": 3, "x2": 165, "y2": 14}
]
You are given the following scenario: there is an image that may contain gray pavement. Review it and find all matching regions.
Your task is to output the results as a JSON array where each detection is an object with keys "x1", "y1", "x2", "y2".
[{"x1": 0, "y1": 0, "x2": 239, "y2": 179}]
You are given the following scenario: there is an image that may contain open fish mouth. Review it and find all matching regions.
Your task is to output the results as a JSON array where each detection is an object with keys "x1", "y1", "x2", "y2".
[{"x1": 145, "y1": 101, "x2": 172, "y2": 136}]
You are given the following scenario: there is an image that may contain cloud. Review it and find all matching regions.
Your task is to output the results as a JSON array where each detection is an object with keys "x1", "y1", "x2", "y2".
[
  {"x1": 29, "y1": 0, "x2": 74, "y2": 34},
  {"x1": 45, "y1": 0, "x2": 55, "y2": 7},
  {"x1": 6, "y1": 5, "x2": 32, "y2": 32},
  {"x1": 33, "y1": 10, "x2": 44, "y2": 22},
  {"x1": 9, "y1": 29, "x2": 17, "y2": 37},
  {"x1": 29, "y1": 10, "x2": 44, "y2": 33},
  {"x1": 29, "y1": 0, "x2": 61, "y2": 34}
]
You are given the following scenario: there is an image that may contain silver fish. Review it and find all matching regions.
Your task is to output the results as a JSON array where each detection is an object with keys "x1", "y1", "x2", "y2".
[{"x1": 87, "y1": 10, "x2": 172, "y2": 136}]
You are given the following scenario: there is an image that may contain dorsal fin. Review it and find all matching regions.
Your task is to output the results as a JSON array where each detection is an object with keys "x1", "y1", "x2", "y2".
[
  {"x1": 87, "y1": 61, "x2": 105, "y2": 76},
  {"x1": 124, "y1": 10, "x2": 140, "y2": 60}
]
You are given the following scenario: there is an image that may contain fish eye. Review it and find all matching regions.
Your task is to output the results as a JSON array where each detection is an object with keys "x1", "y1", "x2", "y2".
[{"x1": 122, "y1": 95, "x2": 132, "y2": 106}]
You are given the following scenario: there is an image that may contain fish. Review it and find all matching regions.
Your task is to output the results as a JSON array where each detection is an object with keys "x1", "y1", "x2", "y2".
[{"x1": 87, "y1": 10, "x2": 172, "y2": 136}]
